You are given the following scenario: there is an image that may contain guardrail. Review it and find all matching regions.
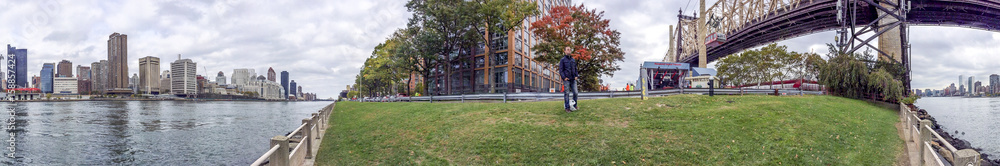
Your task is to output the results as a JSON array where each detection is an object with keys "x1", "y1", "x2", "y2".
[
  {"x1": 900, "y1": 103, "x2": 981, "y2": 166},
  {"x1": 252, "y1": 103, "x2": 334, "y2": 166},
  {"x1": 375, "y1": 88, "x2": 824, "y2": 103}
]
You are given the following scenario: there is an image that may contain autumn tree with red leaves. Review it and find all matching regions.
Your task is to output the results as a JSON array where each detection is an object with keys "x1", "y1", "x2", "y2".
[{"x1": 530, "y1": 4, "x2": 624, "y2": 91}]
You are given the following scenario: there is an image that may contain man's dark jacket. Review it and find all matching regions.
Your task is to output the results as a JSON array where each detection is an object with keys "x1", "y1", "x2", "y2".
[{"x1": 559, "y1": 55, "x2": 578, "y2": 81}]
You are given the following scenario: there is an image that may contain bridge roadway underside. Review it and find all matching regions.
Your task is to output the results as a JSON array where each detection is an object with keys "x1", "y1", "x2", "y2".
[{"x1": 680, "y1": 0, "x2": 1000, "y2": 65}]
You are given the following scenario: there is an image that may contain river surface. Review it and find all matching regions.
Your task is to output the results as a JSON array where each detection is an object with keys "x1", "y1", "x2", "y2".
[
  {"x1": 0, "y1": 101, "x2": 332, "y2": 165},
  {"x1": 916, "y1": 97, "x2": 1000, "y2": 157}
]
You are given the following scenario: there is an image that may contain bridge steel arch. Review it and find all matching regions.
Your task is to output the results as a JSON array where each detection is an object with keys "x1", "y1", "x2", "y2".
[{"x1": 671, "y1": 0, "x2": 1000, "y2": 93}]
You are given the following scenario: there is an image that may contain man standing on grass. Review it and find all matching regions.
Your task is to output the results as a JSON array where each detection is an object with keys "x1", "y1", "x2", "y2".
[{"x1": 560, "y1": 46, "x2": 579, "y2": 113}]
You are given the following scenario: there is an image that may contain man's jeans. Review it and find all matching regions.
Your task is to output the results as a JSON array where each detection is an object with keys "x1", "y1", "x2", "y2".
[{"x1": 563, "y1": 80, "x2": 578, "y2": 110}]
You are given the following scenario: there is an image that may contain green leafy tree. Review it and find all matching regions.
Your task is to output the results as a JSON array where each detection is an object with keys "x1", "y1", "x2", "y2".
[
  {"x1": 470, "y1": 0, "x2": 539, "y2": 93},
  {"x1": 529, "y1": 4, "x2": 623, "y2": 91}
]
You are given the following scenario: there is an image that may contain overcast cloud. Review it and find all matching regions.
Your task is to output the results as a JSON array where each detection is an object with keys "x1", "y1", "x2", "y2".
[{"x1": 1, "y1": 0, "x2": 996, "y2": 98}]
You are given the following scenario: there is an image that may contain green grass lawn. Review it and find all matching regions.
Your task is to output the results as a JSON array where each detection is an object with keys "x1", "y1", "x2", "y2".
[{"x1": 316, "y1": 95, "x2": 901, "y2": 165}]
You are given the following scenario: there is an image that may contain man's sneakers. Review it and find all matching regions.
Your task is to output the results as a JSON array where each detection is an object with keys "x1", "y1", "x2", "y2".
[{"x1": 565, "y1": 108, "x2": 572, "y2": 113}]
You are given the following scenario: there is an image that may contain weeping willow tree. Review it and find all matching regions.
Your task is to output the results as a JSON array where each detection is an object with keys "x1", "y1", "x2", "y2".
[{"x1": 818, "y1": 44, "x2": 905, "y2": 102}]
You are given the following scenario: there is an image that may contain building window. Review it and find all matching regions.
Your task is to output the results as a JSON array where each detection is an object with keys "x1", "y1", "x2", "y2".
[
  {"x1": 475, "y1": 70, "x2": 484, "y2": 85},
  {"x1": 492, "y1": 52, "x2": 508, "y2": 65},
  {"x1": 476, "y1": 56, "x2": 485, "y2": 68},
  {"x1": 515, "y1": 39, "x2": 523, "y2": 53},
  {"x1": 494, "y1": 67, "x2": 507, "y2": 84},
  {"x1": 514, "y1": 68, "x2": 523, "y2": 85},
  {"x1": 515, "y1": 54, "x2": 522, "y2": 66}
]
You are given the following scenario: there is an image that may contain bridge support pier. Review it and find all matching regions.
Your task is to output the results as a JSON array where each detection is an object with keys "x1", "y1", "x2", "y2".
[{"x1": 697, "y1": 0, "x2": 708, "y2": 68}]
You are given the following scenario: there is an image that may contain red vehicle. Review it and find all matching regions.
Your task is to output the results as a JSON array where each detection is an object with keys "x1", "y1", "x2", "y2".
[{"x1": 705, "y1": 32, "x2": 727, "y2": 47}]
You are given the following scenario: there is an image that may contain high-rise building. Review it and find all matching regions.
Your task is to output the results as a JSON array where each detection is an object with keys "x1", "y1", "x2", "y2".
[
  {"x1": 107, "y1": 32, "x2": 130, "y2": 93},
  {"x1": 990, "y1": 74, "x2": 999, "y2": 94},
  {"x1": 90, "y1": 60, "x2": 108, "y2": 94},
  {"x1": 139, "y1": 56, "x2": 161, "y2": 94},
  {"x1": 170, "y1": 58, "x2": 198, "y2": 96},
  {"x1": 959, "y1": 75, "x2": 964, "y2": 93},
  {"x1": 424, "y1": 0, "x2": 569, "y2": 95},
  {"x1": 7, "y1": 45, "x2": 28, "y2": 88},
  {"x1": 289, "y1": 80, "x2": 297, "y2": 98},
  {"x1": 77, "y1": 65, "x2": 91, "y2": 95},
  {"x1": 267, "y1": 67, "x2": 276, "y2": 82},
  {"x1": 170, "y1": 57, "x2": 197, "y2": 96},
  {"x1": 968, "y1": 76, "x2": 974, "y2": 95},
  {"x1": 76, "y1": 65, "x2": 91, "y2": 80},
  {"x1": 281, "y1": 71, "x2": 289, "y2": 99},
  {"x1": 297, "y1": 86, "x2": 303, "y2": 97},
  {"x1": 57, "y1": 60, "x2": 73, "y2": 77},
  {"x1": 130, "y1": 73, "x2": 139, "y2": 93},
  {"x1": 41, "y1": 63, "x2": 55, "y2": 93},
  {"x1": 216, "y1": 71, "x2": 226, "y2": 85},
  {"x1": 31, "y1": 76, "x2": 40, "y2": 89}
]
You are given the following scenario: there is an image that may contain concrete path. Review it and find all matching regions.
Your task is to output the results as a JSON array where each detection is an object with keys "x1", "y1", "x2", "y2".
[
  {"x1": 896, "y1": 119, "x2": 920, "y2": 166},
  {"x1": 299, "y1": 118, "x2": 328, "y2": 166}
]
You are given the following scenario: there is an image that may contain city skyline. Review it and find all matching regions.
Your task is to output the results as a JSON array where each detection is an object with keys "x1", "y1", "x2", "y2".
[{"x1": 2, "y1": 1, "x2": 1000, "y2": 98}]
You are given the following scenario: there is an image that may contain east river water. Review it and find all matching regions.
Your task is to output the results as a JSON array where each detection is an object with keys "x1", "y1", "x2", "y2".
[
  {"x1": 916, "y1": 97, "x2": 1000, "y2": 157},
  {"x1": 0, "y1": 101, "x2": 331, "y2": 165}
]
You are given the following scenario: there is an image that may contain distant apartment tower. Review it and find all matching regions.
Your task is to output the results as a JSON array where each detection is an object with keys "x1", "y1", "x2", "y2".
[
  {"x1": 108, "y1": 32, "x2": 130, "y2": 93},
  {"x1": 216, "y1": 71, "x2": 227, "y2": 85},
  {"x1": 40, "y1": 63, "x2": 55, "y2": 93},
  {"x1": 267, "y1": 67, "x2": 276, "y2": 82},
  {"x1": 289, "y1": 80, "x2": 297, "y2": 98},
  {"x1": 57, "y1": 60, "x2": 72, "y2": 77},
  {"x1": 297, "y1": 86, "x2": 303, "y2": 97},
  {"x1": 90, "y1": 60, "x2": 108, "y2": 94},
  {"x1": 76, "y1": 65, "x2": 91, "y2": 80},
  {"x1": 7, "y1": 45, "x2": 28, "y2": 88},
  {"x1": 281, "y1": 71, "x2": 289, "y2": 99},
  {"x1": 170, "y1": 56, "x2": 197, "y2": 96},
  {"x1": 31, "y1": 76, "x2": 40, "y2": 89},
  {"x1": 77, "y1": 65, "x2": 91, "y2": 94},
  {"x1": 139, "y1": 56, "x2": 161, "y2": 94},
  {"x1": 990, "y1": 74, "x2": 999, "y2": 94}
]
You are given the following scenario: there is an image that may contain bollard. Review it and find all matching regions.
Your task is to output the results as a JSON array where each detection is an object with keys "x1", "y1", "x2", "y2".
[
  {"x1": 919, "y1": 119, "x2": 932, "y2": 166},
  {"x1": 270, "y1": 135, "x2": 290, "y2": 166},
  {"x1": 954, "y1": 149, "x2": 981, "y2": 166},
  {"x1": 503, "y1": 92, "x2": 507, "y2": 103},
  {"x1": 302, "y1": 119, "x2": 313, "y2": 159},
  {"x1": 461, "y1": 94, "x2": 465, "y2": 103}
]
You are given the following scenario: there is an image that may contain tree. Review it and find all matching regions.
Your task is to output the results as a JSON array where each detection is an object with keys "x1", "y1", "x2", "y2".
[
  {"x1": 714, "y1": 44, "x2": 818, "y2": 87},
  {"x1": 404, "y1": 0, "x2": 483, "y2": 95},
  {"x1": 529, "y1": 4, "x2": 624, "y2": 91}
]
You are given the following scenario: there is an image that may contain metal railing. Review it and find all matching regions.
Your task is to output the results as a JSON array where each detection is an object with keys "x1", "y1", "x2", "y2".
[
  {"x1": 251, "y1": 103, "x2": 334, "y2": 166},
  {"x1": 382, "y1": 88, "x2": 824, "y2": 103},
  {"x1": 900, "y1": 103, "x2": 982, "y2": 166}
]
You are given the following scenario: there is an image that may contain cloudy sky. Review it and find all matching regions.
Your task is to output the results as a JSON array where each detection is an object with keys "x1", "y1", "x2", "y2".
[{"x1": 2, "y1": 0, "x2": 997, "y2": 98}]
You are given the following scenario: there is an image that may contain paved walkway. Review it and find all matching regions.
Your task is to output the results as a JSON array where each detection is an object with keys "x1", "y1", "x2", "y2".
[
  {"x1": 896, "y1": 118, "x2": 920, "y2": 166},
  {"x1": 300, "y1": 115, "x2": 330, "y2": 166}
]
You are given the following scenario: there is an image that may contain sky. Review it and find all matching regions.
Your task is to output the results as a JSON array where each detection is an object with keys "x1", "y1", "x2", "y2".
[{"x1": 1, "y1": 0, "x2": 997, "y2": 98}]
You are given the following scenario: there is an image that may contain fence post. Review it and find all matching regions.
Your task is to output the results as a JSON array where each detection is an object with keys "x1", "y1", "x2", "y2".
[
  {"x1": 954, "y1": 149, "x2": 981, "y2": 166},
  {"x1": 919, "y1": 119, "x2": 932, "y2": 166},
  {"x1": 461, "y1": 94, "x2": 465, "y2": 103},
  {"x1": 503, "y1": 92, "x2": 507, "y2": 103},
  {"x1": 312, "y1": 113, "x2": 320, "y2": 139},
  {"x1": 270, "y1": 136, "x2": 290, "y2": 166},
  {"x1": 302, "y1": 119, "x2": 313, "y2": 159}
]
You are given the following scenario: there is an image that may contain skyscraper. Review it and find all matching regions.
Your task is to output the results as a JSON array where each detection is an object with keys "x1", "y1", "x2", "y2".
[
  {"x1": 31, "y1": 76, "x2": 40, "y2": 89},
  {"x1": 41, "y1": 63, "x2": 54, "y2": 93},
  {"x1": 139, "y1": 56, "x2": 161, "y2": 94},
  {"x1": 170, "y1": 57, "x2": 197, "y2": 96},
  {"x1": 297, "y1": 86, "x2": 303, "y2": 97},
  {"x1": 968, "y1": 76, "x2": 974, "y2": 95},
  {"x1": 289, "y1": 80, "x2": 297, "y2": 98},
  {"x1": 990, "y1": 74, "x2": 999, "y2": 94},
  {"x1": 216, "y1": 71, "x2": 227, "y2": 85},
  {"x1": 267, "y1": 67, "x2": 276, "y2": 82},
  {"x1": 108, "y1": 32, "x2": 130, "y2": 93},
  {"x1": 57, "y1": 60, "x2": 72, "y2": 77},
  {"x1": 281, "y1": 71, "x2": 289, "y2": 99},
  {"x1": 7, "y1": 45, "x2": 28, "y2": 88}
]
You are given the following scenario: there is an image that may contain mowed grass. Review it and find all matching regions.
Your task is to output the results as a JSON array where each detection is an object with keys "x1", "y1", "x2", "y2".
[{"x1": 316, "y1": 95, "x2": 901, "y2": 165}]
